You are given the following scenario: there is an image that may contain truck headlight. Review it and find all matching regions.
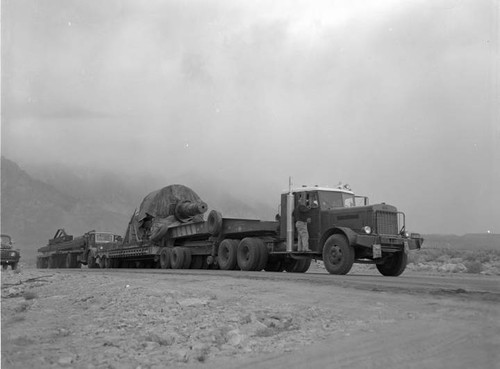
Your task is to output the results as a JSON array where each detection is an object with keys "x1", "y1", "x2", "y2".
[{"x1": 362, "y1": 226, "x2": 372, "y2": 234}]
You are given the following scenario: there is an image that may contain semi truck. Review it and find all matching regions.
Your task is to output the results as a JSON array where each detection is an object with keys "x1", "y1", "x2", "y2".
[
  {"x1": 40, "y1": 183, "x2": 421, "y2": 276},
  {"x1": 36, "y1": 229, "x2": 122, "y2": 268}
]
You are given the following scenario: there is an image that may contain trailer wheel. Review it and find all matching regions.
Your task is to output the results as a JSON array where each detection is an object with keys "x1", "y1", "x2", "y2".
[
  {"x1": 376, "y1": 251, "x2": 407, "y2": 276},
  {"x1": 171, "y1": 247, "x2": 186, "y2": 269},
  {"x1": 237, "y1": 238, "x2": 261, "y2": 271},
  {"x1": 322, "y1": 234, "x2": 354, "y2": 275},
  {"x1": 218, "y1": 239, "x2": 238, "y2": 270},
  {"x1": 160, "y1": 248, "x2": 171, "y2": 269}
]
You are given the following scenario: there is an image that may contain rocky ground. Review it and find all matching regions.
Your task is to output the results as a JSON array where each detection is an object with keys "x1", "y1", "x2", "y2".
[{"x1": 1, "y1": 264, "x2": 499, "y2": 369}]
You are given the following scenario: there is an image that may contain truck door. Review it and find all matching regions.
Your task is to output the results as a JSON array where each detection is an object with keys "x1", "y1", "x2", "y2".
[{"x1": 295, "y1": 191, "x2": 320, "y2": 251}]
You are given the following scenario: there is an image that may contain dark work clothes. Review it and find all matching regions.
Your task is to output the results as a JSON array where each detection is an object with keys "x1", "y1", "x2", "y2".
[{"x1": 293, "y1": 204, "x2": 310, "y2": 222}]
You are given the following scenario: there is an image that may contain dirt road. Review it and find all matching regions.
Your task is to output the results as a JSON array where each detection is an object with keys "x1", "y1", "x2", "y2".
[{"x1": 2, "y1": 266, "x2": 499, "y2": 369}]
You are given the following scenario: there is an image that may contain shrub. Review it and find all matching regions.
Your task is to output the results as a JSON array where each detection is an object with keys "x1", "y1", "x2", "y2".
[{"x1": 464, "y1": 261, "x2": 482, "y2": 274}]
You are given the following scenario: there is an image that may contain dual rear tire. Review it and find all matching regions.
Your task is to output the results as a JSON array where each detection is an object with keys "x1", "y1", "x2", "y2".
[{"x1": 236, "y1": 237, "x2": 269, "y2": 271}]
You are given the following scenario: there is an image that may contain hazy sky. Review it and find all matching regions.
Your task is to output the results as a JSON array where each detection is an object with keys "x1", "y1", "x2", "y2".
[{"x1": 2, "y1": 0, "x2": 499, "y2": 234}]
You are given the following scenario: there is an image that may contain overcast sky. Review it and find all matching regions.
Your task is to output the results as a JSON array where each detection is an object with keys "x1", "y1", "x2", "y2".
[{"x1": 2, "y1": 0, "x2": 499, "y2": 235}]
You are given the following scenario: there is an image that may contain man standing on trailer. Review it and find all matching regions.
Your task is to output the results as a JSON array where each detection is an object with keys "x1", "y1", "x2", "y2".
[{"x1": 294, "y1": 193, "x2": 312, "y2": 252}]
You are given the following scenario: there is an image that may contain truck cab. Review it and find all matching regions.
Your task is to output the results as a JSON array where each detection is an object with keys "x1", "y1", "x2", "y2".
[
  {"x1": 279, "y1": 185, "x2": 423, "y2": 276},
  {"x1": 1, "y1": 234, "x2": 21, "y2": 270}
]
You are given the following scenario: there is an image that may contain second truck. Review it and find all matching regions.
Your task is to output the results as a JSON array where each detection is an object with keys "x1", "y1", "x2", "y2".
[{"x1": 38, "y1": 183, "x2": 423, "y2": 276}]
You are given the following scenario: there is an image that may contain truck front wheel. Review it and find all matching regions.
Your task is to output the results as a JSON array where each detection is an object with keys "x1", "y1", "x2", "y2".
[
  {"x1": 376, "y1": 251, "x2": 407, "y2": 276},
  {"x1": 322, "y1": 235, "x2": 354, "y2": 275}
]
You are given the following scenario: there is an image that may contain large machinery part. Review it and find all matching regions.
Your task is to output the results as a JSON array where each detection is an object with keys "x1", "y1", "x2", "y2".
[
  {"x1": 37, "y1": 229, "x2": 86, "y2": 253},
  {"x1": 138, "y1": 184, "x2": 207, "y2": 222},
  {"x1": 124, "y1": 185, "x2": 208, "y2": 244}
]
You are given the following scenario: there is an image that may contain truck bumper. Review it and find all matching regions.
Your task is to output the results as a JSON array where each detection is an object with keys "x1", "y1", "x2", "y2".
[
  {"x1": 1, "y1": 258, "x2": 19, "y2": 265},
  {"x1": 356, "y1": 234, "x2": 423, "y2": 252}
]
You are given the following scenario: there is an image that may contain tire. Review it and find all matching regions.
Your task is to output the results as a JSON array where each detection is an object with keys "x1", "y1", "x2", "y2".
[
  {"x1": 36, "y1": 258, "x2": 42, "y2": 269},
  {"x1": 264, "y1": 258, "x2": 285, "y2": 272},
  {"x1": 255, "y1": 239, "x2": 268, "y2": 272},
  {"x1": 207, "y1": 210, "x2": 223, "y2": 235},
  {"x1": 170, "y1": 247, "x2": 186, "y2": 269},
  {"x1": 322, "y1": 234, "x2": 354, "y2": 275},
  {"x1": 293, "y1": 258, "x2": 311, "y2": 273},
  {"x1": 160, "y1": 248, "x2": 171, "y2": 269},
  {"x1": 376, "y1": 251, "x2": 408, "y2": 276},
  {"x1": 11, "y1": 263, "x2": 18, "y2": 271},
  {"x1": 237, "y1": 238, "x2": 261, "y2": 271},
  {"x1": 2, "y1": 264, "x2": 7, "y2": 271},
  {"x1": 283, "y1": 258, "x2": 300, "y2": 273},
  {"x1": 182, "y1": 248, "x2": 192, "y2": 269},
  {"x1": 217, "y1": 239, "x2": 239, "y2": 270}
]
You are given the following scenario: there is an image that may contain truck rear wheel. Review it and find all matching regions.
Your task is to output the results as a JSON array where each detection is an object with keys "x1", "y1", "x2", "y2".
[
  {"x1": 171, "y1": 247, "x2": 186, "y2": 269},
  {"x1": 218, "y1": 239, "x2": 238, "y2": 270},
  {"x1": 255, "y1": 239, "x2": 268, "y2": 271},
  {"x1": 237, "y1": 238, "x2": 261, "y2": 271},
  {"x1": 264, "y1": 257, "x2": 285, "y2": 272},
  {"x1": 160, "y1": 248, "x2": 171, "y2": 269},
  {"x1": 322, "y1": 234, "x2": 354, "y2": 275},
  {"x1": 376, "y1": 251, "x2": 407, "y2": 276}
]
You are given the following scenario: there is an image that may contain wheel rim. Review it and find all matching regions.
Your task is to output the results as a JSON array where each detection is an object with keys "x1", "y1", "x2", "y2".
[
  {"x1": 241, "y1": 245, "x2": 250, "y2": 262},
  {"x1": 326, "y1": 244, "x2": 343, "y2": 265},
  {"x1": 220, "y1": 245, "x2": 229, "y2": 261}
]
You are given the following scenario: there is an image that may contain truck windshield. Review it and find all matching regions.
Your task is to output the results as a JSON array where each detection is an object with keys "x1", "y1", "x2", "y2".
[
  {"x1": 319, "y1": 191, "x2": 356, "y2": 209},
  {"x1": 95, "y1": 233, "x2": 114, "y2": 243}
]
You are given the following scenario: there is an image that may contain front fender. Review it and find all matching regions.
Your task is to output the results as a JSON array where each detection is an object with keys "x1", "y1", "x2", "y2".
[{"x1": 320, "y1": 227, "x2": 358, "y2": 248}]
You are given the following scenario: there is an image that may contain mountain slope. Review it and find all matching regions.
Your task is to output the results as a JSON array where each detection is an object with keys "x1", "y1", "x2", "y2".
[{"x1": 1, "y1": 157, "x2": 130, "y2": 260}]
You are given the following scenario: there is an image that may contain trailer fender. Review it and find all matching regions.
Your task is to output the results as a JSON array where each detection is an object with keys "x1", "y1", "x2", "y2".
[{"x1": 319, "y1": 227, "x2": 358, "y2": 249}]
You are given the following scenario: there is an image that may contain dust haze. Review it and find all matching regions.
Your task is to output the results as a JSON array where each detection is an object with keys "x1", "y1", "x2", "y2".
[{"x1": 2, "y1": 0, "x2": 499, "y2": 234}]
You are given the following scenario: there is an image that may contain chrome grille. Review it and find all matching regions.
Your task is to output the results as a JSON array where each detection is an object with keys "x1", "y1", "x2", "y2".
[{"x1": 374, "y1": 211, "x2": 398, "y2": 235}]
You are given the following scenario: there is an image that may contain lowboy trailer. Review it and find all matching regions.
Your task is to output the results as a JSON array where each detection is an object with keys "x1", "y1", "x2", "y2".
[{"x1": 90, "y1": 183, "x2": 422, "y2": 276}]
